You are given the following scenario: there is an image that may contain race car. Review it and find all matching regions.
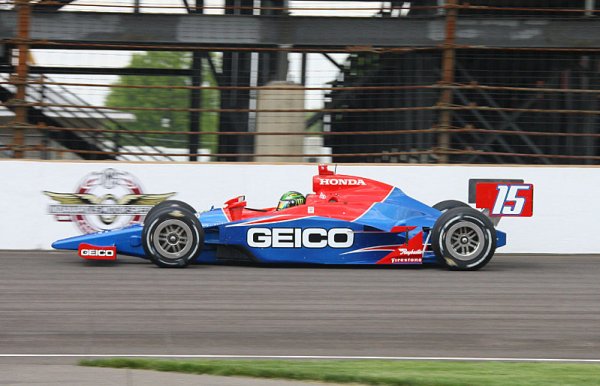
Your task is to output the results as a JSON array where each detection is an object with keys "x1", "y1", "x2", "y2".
[{"x1": 52, "y1": 165, "x2": 533, "y2": 270}]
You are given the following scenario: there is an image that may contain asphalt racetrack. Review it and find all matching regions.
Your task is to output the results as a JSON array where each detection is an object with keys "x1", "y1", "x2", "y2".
[{"x1": 1, "y1": 251, "x2": 599, "y2": 361}]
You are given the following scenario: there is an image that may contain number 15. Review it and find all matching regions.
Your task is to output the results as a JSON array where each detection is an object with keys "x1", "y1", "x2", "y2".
[{"x1": 492, "y1": 185, "x2": 531, "y2": 215}]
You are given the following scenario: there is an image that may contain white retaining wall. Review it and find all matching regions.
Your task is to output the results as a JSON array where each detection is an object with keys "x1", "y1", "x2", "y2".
[{"x1": 0, "y1": 160, "x2": 598, "y2": 253}]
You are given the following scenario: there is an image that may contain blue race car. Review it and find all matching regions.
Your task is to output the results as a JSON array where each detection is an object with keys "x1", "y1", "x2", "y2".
[{"x1": 53, "y1": 165, "x2": 529, "y2": 271}]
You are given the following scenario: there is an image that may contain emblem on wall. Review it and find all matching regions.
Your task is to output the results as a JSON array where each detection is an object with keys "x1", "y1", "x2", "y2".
[{"x1": 44, "y1": 168, "x2": 175, "y2": 234}]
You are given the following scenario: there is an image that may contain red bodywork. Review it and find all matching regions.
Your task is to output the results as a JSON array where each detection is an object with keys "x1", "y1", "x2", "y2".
[{"x1": 222, "y1": 164, "x2": 394, "y2": 223}]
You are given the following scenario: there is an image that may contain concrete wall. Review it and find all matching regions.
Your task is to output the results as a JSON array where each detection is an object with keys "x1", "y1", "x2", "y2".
[{"x1": 0, "y1": 160, "x2": 598, "y2": 253}]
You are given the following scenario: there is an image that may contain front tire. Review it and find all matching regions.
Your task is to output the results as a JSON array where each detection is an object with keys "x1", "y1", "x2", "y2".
[
  {"x1": 431, "y1": 207, "x2": 496, "y2": 271},
  {"x1": 144, "y1": 200, "x2": 197, "y2": 226},
  {"x1": 142, "y1": 206, "x2": 204, "y2": 268}
]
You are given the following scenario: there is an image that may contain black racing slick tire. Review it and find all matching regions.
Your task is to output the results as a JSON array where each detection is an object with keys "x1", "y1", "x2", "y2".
[
  {"x1": 432, "y1": 200, "x2": 470, "y2": 213},
  {"x1": 144, "y1": 200, "x2": 197, "y2": 226},
  {"x1": 431, "y1": 207, "x2": 496, "y2": 271},
  {"x1": 142, "y1": 206, "x2": 204, "y2": 268}
]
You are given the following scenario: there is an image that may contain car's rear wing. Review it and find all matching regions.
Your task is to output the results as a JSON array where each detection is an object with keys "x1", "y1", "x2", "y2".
[{"x1": 469, "y1": 178, "x2": 534, "y2": 226}]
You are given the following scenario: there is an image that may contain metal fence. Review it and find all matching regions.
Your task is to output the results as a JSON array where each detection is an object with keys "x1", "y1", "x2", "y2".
[{"x1": 0, "y1": 0, "x2": 599, "y2": 164}]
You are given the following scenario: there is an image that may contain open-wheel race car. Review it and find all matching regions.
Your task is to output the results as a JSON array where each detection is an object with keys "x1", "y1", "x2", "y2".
[{"x1": 53, "y1": 165, "x2": 533, "y2": 270}]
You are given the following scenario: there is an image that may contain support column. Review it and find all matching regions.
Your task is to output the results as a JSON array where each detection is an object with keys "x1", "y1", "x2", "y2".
[
  {"x1": 300, "y1": 53, "x2": 307, "y2": 86},
  {"x1": 188, "y1": 0, "x2": 203, "y2": 161},
  {"x1": 12, "y1": 0, "x2": 31, "y2": 159},
  {"x1": 218, "y1": 0, "x2": 253, "y2": 161},
  {"x1": 259, "y1": 0, "x2": 289, "y2": 84},
  {"x1": 585, "y1": 0, "x2": 595, "y2": 17},
  {"x1": 189, "y1": 51, "x2": 202, "y2": 161},
  {"x1": 255, "y1": 82, "x2": 305, "y2": 162},
  {"x1": 436, "y1": 0, "x2": 457, "y2": 164}
]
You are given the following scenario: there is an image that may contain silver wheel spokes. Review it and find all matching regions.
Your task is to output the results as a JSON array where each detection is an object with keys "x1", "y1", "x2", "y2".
[
  {"x1": 152, "y1": 219, "x2": 193, "y2": 260},
  {"x1": 445, "y1": 221, "x2": 484, "y2": 261}
]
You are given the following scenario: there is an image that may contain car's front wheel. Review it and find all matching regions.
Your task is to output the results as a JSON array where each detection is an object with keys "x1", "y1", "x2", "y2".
[
  {"x1": 144, "y1": 200, "x2": 197, "y2": 226},
  {"x1": 142, "y1": 206, "x2": 204, "y2": 268},
  {"x1": 431, "y1": 207, "x2": 496, "y2": 271}
]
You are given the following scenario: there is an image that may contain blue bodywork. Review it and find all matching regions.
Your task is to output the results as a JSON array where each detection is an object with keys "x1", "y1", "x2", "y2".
[{"x1": 52, "y1": 186, "x2": 507, "y2": 265}]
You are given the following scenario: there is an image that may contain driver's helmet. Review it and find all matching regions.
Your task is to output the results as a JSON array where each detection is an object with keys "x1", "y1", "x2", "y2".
[{"x1": 277, "y1": 191, "x2": 306, "y2": 211}]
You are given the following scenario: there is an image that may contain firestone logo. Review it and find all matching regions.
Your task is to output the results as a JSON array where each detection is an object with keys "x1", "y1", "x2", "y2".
[
  {"x1": 391, "y1": 257, "x2": 422, "y2": 264},
  {"x1": 44, "y1": 168, "x2": 175, "y2": 234},
  {"x1": 318, "y1": 178, "x2": 366, "y2": 186}
]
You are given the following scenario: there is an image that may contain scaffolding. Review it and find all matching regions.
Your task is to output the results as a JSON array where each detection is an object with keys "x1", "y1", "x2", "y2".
[{"x1": 0, "y1": 0, "x2": 598, "y2": 164}]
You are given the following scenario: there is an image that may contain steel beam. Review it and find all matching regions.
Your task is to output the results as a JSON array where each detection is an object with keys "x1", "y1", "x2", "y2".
[
  {"x1": 189, "y1": 51, "x2": 202, "y2": 161},
  {"x1": 188, "y1": 0, "x2": 203, "y2": 162},
  {"x1": 436, "y1": 0, "x2": 457, "y2": 163},
  {"x1": 322, "y1": 53, "x2": 344, "y2": 71},
  {"x1": 12, "y1": 0, "x2": 31, "y2": 159},
  {"x1": 0, "y1": 66, "x2": 194, "y2": 76},
  {"x1": 456, "y1": 64, "x2": 553, "y2": 165},
  {"x1": 2, "y1": 11, "x2": 600, "y2": 48},
  {"x1": 452, "y1": 89, "x2": 526, "y2": 164},
  {"x1": 218, "y1": 0, "x2": 254, "y2": 162}
]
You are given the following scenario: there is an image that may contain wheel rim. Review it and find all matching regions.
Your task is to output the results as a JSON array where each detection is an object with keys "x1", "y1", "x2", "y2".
[
  {"x1": 444, "y1": 221, "x2": 484, "y2": 261},
  {"x1": 152, "y1": 219, "x2": 193, "y2": 260}
]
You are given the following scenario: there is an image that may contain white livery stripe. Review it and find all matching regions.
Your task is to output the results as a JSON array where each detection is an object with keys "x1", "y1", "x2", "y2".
[{"x1": 341, "y1": 245, "x2": 402, "y2": 255}]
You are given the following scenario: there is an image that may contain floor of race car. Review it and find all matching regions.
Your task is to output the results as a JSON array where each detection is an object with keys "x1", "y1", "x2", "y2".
[{"x1": 0, "y1": 251, "x2": 599, "y2": 384}]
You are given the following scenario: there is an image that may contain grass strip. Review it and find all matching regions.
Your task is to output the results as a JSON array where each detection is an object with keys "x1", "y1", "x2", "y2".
[{"x1": 80, "y1": 358, "x2": 600, "y2": 386}]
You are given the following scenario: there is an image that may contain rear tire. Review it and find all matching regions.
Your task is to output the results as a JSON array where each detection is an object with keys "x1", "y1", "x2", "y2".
[
  {"x1": 431, "y1": 207, "x2": 496, "y2": 271},
  {"x1": 142, "y1": 206, "x2": 204, "y2": 268},
  {"x1": 433, "y1": 200, "x2": 470, "y2": 212}
]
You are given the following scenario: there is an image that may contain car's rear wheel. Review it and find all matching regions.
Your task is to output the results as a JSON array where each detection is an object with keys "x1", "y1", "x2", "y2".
[
  {"x1": 433, "y1": 199, "x2": 470, "y2": 213},
  {"x1": 431, "y1": 207, "x2": 496, "y2": 271},
  {"x1": 144, "y1": 200, "x2": 196, "y2": 226},
  {"x1": 142, "y1": 206, "x2": 204, "y2": 268}
]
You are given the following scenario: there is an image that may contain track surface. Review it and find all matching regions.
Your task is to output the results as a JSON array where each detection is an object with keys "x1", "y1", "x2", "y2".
[{"x1": 1, "y1": 252, "x2": 599, "y2": 360}]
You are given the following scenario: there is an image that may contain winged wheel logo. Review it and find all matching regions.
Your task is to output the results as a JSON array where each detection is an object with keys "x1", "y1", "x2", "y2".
[{"x1": 44, "y1": 168, "x2": 175, "y2": 233}]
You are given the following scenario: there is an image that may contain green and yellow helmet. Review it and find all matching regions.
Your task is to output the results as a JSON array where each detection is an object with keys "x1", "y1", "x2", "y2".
[{"x1": 277, "y1": 191, "x2": 306, "y2": 211}]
